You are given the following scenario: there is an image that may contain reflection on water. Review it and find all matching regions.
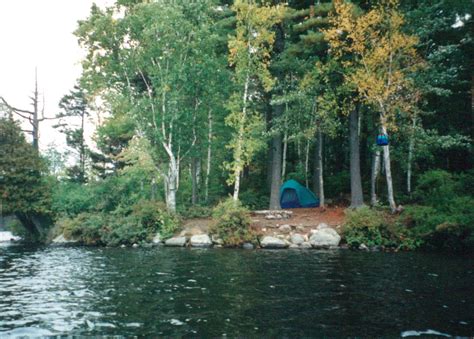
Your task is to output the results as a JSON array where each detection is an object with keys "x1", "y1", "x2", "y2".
[{"x1": 0, "y1": 245, "x2": 473, "y2": 337}]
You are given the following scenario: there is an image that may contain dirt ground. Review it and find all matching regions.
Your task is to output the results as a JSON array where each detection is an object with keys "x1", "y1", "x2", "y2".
[
  {"x1": 180, "y1": 206, "x2": 346, "y2": 237},
  {"x1": 250, "y1": 207, "x2": 346, "y2": 235}
]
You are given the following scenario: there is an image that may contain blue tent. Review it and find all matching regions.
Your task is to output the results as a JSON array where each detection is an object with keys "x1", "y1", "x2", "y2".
[{"x1": 280, "y1": 179, "x2": 319, "y2": 208}]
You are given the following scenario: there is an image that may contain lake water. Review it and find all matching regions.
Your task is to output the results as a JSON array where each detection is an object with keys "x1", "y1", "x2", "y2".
[{"x1": 0, "y1": 243, "x2": 473, "y2": 337}]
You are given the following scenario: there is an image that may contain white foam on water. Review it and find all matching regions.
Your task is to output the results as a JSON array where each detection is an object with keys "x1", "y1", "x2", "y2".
[
  {"x1": 401, "y1": 329, "x2": 451, "y2": 337},
  {"x1": 170, "y1": 319, "x2": 184, "y2": 326},
  {"x1": 0, "y1": 231, "x2": 21, "y2": 242}
]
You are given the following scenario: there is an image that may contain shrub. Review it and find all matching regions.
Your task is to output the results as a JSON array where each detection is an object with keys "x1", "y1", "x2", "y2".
[
  {"x1": 209, "y1": 198, "x2": 256, "y2": 247},
  {"x1": 413, "y1": 170, "x2": 455, "y2": 207},
  {"x1": 55, "y1": 200, "x2": 180, "y2": 246},
  {"x1": 239, "y1": 189, "x2": 269, "y2": 210},
  {"x1": 60, "y1": 212, "x2": 105, "y2": 245},
  {"x1": 177, "y1": 205, "x2": 212, "y2": 219},
  {"x1": 343, "y1": 207, "x2": 395, "y2": 248},
  {"x1": 131, "y1": 200, "x2": 180, "y2": 239}
]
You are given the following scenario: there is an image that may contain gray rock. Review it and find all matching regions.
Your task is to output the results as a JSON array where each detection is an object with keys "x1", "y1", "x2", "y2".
[
  {"x1": 296, "y1": 225, "x2": 306, "y2": 232},
  {"x1": 309, "y1": 228, "x2": 341, "y2": 248},
  {"x1": 317, "y1": 223, "x2": 329, "y2": 230},
  {"x1": 300, "y1": 242, "x2": 312, "y2": 249},
  {"x1": 278, "y1": 224, "x2": 292, "y2": 234},
  {"x1": 52, "y1": 234, "x2": 77, "y2": 244},
  {"x1": 290, "y1": 233, "x2": 305, "y2": 245},
  {"x1": 190, "y1": 234, "x2": 212, "y2": 248},
  {"x1": 211, "y1": 235, "x2": 224, "y2": 245},
  {"x1": 260, "y1": 236, "x2": 288, "y2": 249},
  {"x1": 289, "y1": 244, "x2": 299, "y2": 249},
  {"x1": 165, "y1": 236, "x2": 187, "y2": 247},
  {"x1": 359, "y1": 243, "x2": 369, "y2": 251},
  {"x1": 242, "y1": 243, "x2": 254, "y2": 250},
  {"x1": 132, "y1": 243, "x2": 139, "y2": 248},
  {"x1": 152, "y1": 233, "x2": 163, "y2": 245}
]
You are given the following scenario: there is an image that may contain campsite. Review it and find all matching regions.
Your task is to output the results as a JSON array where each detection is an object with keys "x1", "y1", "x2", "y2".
[{"x1": 0, "y1": 0, "x2": 473, "y2": 337}]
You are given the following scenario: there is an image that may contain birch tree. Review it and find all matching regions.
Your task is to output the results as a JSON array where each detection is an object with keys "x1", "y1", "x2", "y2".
[
  {"x1": 324, "y1": 0, "x2": 424, "y2": 212},
  {"x1": 76, "y1": 1, "x2": 220, "y2": 212},
  {"x1": 226, "y1": 0, "x2": 285, "y2": 201}
]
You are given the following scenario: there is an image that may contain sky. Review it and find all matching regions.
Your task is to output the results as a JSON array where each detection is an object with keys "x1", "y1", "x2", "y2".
[{"x1": 0, "y1": 0, "x2": 110, "y2": 151}]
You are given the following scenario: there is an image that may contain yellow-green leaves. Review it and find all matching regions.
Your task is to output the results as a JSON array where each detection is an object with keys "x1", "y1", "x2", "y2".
[
  {"x1": 228, "y1": 0, "x2": 286, "y2": 92},
  {"x1": 324, "y1": 0, "x2": 423, "y2": 130}
]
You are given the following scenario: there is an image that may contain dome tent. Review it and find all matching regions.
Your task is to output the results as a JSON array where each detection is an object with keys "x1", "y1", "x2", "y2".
[{"x1": 280, "y1": 179, "x2": 319, "y2": 209}]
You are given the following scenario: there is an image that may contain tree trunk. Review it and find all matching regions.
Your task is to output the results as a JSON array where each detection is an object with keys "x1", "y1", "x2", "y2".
[
  {"x1": 204, "y1": 110, "x2": 212, "y2": 202},
  {"x1": 381, "y1": 124, "x2": 396, "y2": 212},
  {"x1": 349, "y1": 107, "x2": 364, "y2": 208},
  {"x1": 191, "y1": 157, "x2": 199, "y2": 205},
  {"x1": 304, "y1": 139, "x2": 310, "y2": 188},
  {"x1": 370, "y1": 148, "x2": 381, "y2": 206},
  {"x1": 269, "y1": 133, "x2": 282, "y2": 210},
  {"x1": 281, "y1": 112, "x2": 288, "y2": 182},
  {"x1": 165, "y1": 156, "x2": 178, "y2": 213},
  {"x1": 232, "y1": 73, "x2": 250, "y2": 201},
  {"x1": 407, "y1": 117, "x2": 416, "y2": 194},
  {"x1": 312, "y1": 127, "x2": 325, "y2": 207}
]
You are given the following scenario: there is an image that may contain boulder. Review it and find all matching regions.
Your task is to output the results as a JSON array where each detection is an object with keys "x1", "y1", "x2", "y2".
[
  {"x1": 152, "y1": 233, "x2": 163, "y2": 245},
  {"x1": 165, "y1": 236, "x2": 187, "y2": 247},
  {"x1": 260, "y1": 236, "x2": 288, "y2": 249},
  {"x1": 290, "y1": 233, "x2": 305, "y2": 245},
  {"x1": 300, "y1": 242, "x2": 312, "y2": 249},
  {"x1": 51, "y1": 234, "x2": 77, "y2": 245},
  {"x1": 289, "y1": 244, "x2": 299, "y2": 249},
  {"x1": 190, "y1": 234, "x2": 212, "y2": 248},
  {"x1": 359, "y1": 243, "x2": 369, "y2": 251},
  {"x1": 211, "y1": 235, "x2": 224, "y2": 245},
  {"x1": 242, "y1": 243, "x2": 254, "y2": 250},
  {"x1": 309, "y1": 228, "x2": 341, "y2": 248},
  {"x1": 317, "y1": 223, "x2": 329, "y2": 230},
  {"x1": 278, "y1": 224, "x2": 292, "y2": 234}
]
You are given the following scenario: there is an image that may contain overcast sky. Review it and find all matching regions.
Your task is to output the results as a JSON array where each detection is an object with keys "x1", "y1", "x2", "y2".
[{"x1": 0, "y1": 0, "x2": 110, "y2": 150}]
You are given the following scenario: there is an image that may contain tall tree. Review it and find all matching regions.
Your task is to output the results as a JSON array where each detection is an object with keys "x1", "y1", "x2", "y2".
[
  {"x1": 226, "y1": 0, "x2": 285, "y2": 201},
  {"x1": 0, "y1": 69, "x2": 52, "y2": 151},
  {"x1": 325, "y1": 0, "x2": 423, "y2": 212},
  {"x1": 56, "y1": 84, "x2": 90, "y2": 183},
  {"x1": 0, "y1": 118, "x2": 51, "y2": 235},
  {"x1": 76, "y1": 1, "x2": 224, "y2": 212}
]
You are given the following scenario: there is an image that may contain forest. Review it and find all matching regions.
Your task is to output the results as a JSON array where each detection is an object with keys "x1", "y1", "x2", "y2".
[{"x1": 0, "y1": 0, "x2": 473, "y2": 251}]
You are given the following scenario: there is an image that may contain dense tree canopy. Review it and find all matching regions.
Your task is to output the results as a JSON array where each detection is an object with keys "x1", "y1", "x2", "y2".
[{"x1": 1, "y1": 0, "x2": 472, "y2": 245}]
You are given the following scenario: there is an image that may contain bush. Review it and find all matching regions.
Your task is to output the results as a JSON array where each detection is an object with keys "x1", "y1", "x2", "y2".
[
  {"x1": 413, "y1": 170, "x2": 455, "y2": 207},
  {"x1": 401, "y1": 201, "x2": 474, "y2": 251},
  {"x1": 239, "y1": 189, "x2": 269, "y2": 210},
  {"x1": 399, "y1": 170, "x2": 474, "y2": 251},
  {"x1": 60, "y1": 212, "x2": 105, "y2": 245},
  {"x1": 55, "y1": 200, "x2": 180, "y2": 246},
  {"x1": 343, "y1": 207, "x2": 397, "y2": 248},
  {"x1": 209, "y1": 198, "x2": 256, "y2": 247},
  {"x1": 177, "y1": 205, "x2": 212, "y2": 219}
]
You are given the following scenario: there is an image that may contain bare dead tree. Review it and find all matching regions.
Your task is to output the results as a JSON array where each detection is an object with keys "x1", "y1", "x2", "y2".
[{"x1": 0, "y1": 69, "x2": 55, "y2": 151}]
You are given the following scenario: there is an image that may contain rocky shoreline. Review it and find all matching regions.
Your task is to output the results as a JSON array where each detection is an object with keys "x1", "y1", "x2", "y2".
[{"x1": 52, "y1": 222, "x2": 344, "y2": 250}]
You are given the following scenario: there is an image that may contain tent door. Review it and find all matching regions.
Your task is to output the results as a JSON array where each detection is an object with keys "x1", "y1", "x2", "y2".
[{"x1": 280, "y1": 188, "x2": 300, "y2": 208}]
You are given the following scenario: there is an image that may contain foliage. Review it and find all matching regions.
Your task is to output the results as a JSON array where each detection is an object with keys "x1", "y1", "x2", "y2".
[
  {"x1": 225, "y1": 0, "x2": 285, "y2": 198},
  {"x1": 177, "y1": 205, "x2": 212, "y2": 219},
  {"x1": 398, "y1": 170, "x2": 474, "y2": 251},
  {"x1": 57, "y1": 200, "x2": 179, "y2": 246},
  {"x1": 209, "y1": 198, "x2": 255, "y2": 247},
  {"x1": 344, "y1": 207, "x2": 399, "y2": 248},
  {"x1": 0, "y1": 118, "x2": 52, "y2": 217}
]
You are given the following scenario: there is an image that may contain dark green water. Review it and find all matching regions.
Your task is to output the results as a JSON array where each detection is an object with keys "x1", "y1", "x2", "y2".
[{"x1": 0, "y1": 244, "x2": 473, "y2": 337}]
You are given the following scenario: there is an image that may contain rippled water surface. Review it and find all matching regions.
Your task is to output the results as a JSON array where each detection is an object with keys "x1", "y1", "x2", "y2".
[{"x1": 0, "y1": 244, "x2": 473, "y2": 337}]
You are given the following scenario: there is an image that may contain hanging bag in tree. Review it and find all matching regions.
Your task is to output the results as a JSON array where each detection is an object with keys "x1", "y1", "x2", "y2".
[{"x1": 376, "y1": 133, "x2": 389, "y2": 146}]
